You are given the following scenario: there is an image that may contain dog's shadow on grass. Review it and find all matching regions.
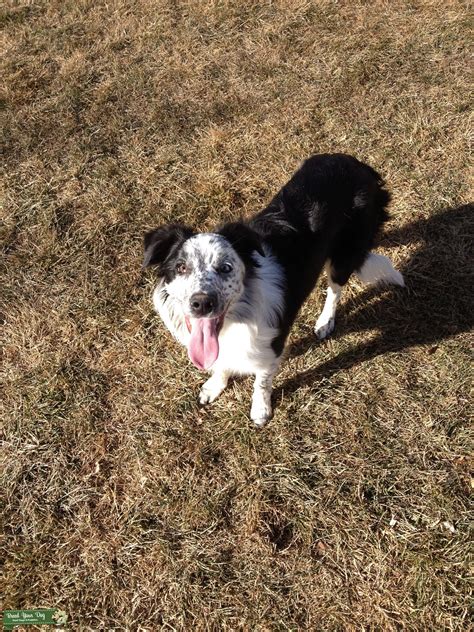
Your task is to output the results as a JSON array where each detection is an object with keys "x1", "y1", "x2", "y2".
[{"x1": 279, "y1": 204, "x2": 473, "y2": 396}]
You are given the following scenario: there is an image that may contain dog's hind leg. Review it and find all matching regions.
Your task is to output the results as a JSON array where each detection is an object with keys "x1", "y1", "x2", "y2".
[
  {"x1": 355, "y1": 253, "x2": 404, "y2": 287},
  {"x1": 315, "y1": 263, "x2": 342, "y2": 340},
  {"x1": 199, "y1": 370, "x2": 230, "y2": 405}
]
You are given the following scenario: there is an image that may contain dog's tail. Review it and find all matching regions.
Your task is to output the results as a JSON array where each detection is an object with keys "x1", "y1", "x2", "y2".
[{"x1": 356, "y1": 253, "x2": 405, "y2": 287}]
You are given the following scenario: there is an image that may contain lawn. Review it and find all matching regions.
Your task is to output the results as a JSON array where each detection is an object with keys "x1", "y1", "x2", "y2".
[{"x1": 2, "y1": 1, "x2": 472, "y2": 630}]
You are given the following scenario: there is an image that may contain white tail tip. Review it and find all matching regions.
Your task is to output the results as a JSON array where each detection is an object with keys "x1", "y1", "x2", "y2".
[{"x1": 356, "y1": 253, "x2": 405, "y2": 287}]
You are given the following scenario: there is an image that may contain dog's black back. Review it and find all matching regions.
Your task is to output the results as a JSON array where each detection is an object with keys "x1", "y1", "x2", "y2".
[{"x1": 249, "y1": 154, "x2": 391, "y2": 352}]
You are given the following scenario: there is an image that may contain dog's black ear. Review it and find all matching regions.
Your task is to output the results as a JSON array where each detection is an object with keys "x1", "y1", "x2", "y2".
[
  {"x1": 143, "y1": 224, "x2": 194, "y2": 268},
  {"x1": 218, "y1": 222, "x2": 265, "y2": 263}
]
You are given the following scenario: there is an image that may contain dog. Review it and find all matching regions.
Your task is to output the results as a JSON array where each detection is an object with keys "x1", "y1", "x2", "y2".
[{"x1": 143, "y1": 154, "x2": 404, "y2": 426}]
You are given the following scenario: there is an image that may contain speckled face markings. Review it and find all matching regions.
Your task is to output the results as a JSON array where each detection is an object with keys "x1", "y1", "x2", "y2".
[{"x1": 164, "y1": 233, "x2": 246, "y2": 316}]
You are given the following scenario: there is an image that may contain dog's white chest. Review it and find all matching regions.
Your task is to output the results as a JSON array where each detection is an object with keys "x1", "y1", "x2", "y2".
[
  {"x1": 213, "y1": 321, "x2": 278, "y2": 375},
  {"x1": 216, "y1": 322, "x2": 255, "y2": 372}
]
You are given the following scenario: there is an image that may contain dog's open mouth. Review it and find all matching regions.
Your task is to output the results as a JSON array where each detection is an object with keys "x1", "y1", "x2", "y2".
[{"x1": 184, "y1": 314, "x2": 226, "y2": 370}]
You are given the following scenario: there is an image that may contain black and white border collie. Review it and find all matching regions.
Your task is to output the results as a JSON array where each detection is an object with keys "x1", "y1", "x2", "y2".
[{"x1": 144, "y1": 154, "x2": 404, "y2": 426}]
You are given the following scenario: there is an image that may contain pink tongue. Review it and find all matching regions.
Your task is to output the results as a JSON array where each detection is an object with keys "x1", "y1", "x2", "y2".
[{"x1": 188, "y1": 318, "x2": 219, "y2": 370}]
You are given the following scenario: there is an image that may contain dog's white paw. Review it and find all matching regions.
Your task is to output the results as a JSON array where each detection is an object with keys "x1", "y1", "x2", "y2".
[
  {"x1": 250, "y1": 397, "x2": 272, "y2": 427},
  {"x1": 314, "y1": 315, "x2": 335, "y2": 340},
  {"x1": 199, "y1": 376, "x2": 227, "y2": 405}
]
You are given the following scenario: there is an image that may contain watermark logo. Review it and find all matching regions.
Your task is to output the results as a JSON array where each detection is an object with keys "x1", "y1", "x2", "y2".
[{"x1": 3, "y1": 609, "x2": 67, "y2": 630}]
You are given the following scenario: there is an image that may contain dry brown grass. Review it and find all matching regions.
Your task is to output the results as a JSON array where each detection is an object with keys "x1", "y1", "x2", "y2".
[{"x1": 2, "y1": 1, "x2": 473, "y2": 630}]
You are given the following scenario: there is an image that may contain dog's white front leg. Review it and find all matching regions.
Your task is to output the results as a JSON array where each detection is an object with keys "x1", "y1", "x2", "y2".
[
  {"x1": 250, "y1": 368, "x2": 278, "y2": 427},
  {"x1": 199, "y1": 370, "x2": 229, "y2": 405}
]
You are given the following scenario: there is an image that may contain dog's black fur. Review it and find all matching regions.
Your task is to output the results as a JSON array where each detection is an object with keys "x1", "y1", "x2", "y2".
[{"x1": 219, "y1": 153, "x2": 391, "y2": 354}]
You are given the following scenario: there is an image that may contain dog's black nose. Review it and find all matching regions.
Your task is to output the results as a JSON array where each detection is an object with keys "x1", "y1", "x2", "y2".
[{"x1": 190, "y1": 292, "x2": 217, "y2": 317}]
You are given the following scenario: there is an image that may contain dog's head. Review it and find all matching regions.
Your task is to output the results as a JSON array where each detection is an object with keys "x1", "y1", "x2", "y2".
[{"x1": 143, "y1": 222, "x2": 264, "y2": 370}]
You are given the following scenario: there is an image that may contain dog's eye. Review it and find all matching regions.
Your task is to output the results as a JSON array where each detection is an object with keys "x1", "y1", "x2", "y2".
[
  {"x1": 176, "y1": 262, "x2": 187, "y2": 275},
  {"x1": 219, "y1": 263, "x2": 233, "y2": 274}
]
